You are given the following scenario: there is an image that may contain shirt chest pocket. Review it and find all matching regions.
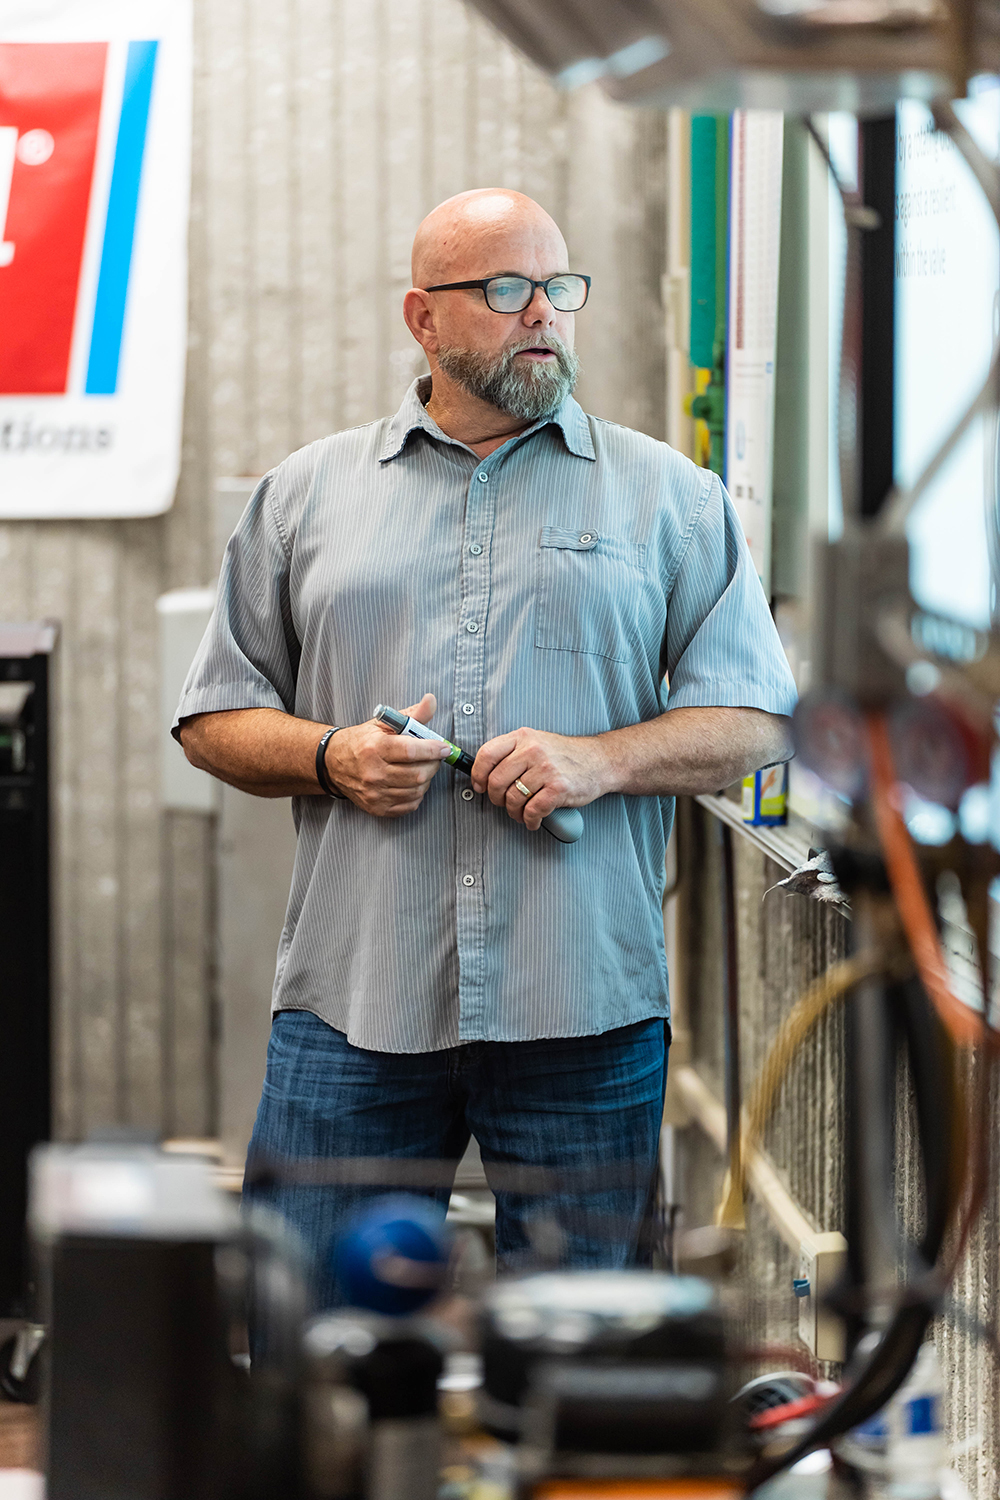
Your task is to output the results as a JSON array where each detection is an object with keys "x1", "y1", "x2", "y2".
[{"x1": 534, "y1": 528, "x2": 647, "y2": 663}]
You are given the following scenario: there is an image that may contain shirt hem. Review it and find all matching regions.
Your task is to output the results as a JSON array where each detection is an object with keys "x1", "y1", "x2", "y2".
[
  {"x1": 665, "y1": 680, "x2": 797, "y2": 716},
  {"x1": 172, "y1": 682, "x2": 290, "y2": 738},
  {"x1": 272, "y1": 1001, "x2": 671, "y2": 1054}
]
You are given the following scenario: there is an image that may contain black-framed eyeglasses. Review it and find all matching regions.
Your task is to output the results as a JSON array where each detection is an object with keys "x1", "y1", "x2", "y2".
[{"x1": 423, "y1": 273, "x2": 591, "y2": 314}]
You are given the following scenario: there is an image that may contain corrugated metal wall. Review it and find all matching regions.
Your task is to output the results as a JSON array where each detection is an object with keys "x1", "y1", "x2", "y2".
[
  {"x1": 0, "y1": 0, "x2": 668, "y2": 1140},
  {"x1": 678, "y1": 798, "x2": 1000, "y2": 1497}
]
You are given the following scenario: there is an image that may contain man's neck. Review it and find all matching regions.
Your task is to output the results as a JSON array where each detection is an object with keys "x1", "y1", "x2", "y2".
[{"x1": 424, "y1": 371, "x2": 531, "y2": 460}]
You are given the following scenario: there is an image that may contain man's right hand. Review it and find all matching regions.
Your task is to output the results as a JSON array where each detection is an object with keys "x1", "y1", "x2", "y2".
[{"x1": 325, "y1": 692, "x2": 449, "y2": 817}]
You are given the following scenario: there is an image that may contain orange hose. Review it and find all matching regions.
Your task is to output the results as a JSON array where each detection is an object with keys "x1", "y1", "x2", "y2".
[
  {"x1": 867, "y1": 713, "x2": 984, "y2": 1048},
  {"x1": 869, "y1": 712, "x2": 996, "y2": 1294}
]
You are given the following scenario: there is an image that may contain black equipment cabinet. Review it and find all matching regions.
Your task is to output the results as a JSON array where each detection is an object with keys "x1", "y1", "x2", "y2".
[{"x1": 0, "y1": 622, "x2": 57, "y2": 1317}]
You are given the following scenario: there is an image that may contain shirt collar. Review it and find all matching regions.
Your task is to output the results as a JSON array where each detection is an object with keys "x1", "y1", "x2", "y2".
[{"x1": 379, "y1": 375, "x2": 596, "y2": 463}]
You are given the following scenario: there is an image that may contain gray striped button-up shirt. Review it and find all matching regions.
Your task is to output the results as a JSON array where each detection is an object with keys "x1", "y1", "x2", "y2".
[{"x1": 175, "y1": 376, "x2": 797, "y2": 1052}]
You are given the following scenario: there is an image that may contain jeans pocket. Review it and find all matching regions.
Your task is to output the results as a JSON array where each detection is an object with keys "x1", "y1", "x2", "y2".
[{"x1": 534, "y1": 527, "x2": 647, "y2": 662}]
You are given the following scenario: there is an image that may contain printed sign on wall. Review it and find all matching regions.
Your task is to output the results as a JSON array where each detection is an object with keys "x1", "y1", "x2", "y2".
[
  {"x1": 725, "y1": 110, "x2": 783, "y2": 593},
  {"x1": 0, "y1": 1, "x2": 191, "y2": 517},
  {"x1": 895, "y1": 88, "x2": 1000, "y2": 629}
]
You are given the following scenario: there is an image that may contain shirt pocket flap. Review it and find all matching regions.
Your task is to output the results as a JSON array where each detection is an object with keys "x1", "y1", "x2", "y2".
[{"x1": 540, "y1": 527, "x2": 600, "y2": 552}]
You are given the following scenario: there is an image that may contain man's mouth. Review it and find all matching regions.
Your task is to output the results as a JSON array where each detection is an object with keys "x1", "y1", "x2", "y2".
[{"x1": 515, "y1": 346, "x2": 557, "y2": 360}]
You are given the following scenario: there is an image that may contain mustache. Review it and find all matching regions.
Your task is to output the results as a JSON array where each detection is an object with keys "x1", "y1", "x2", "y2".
[{"x1": 504, "y1": 334, "x2": 564, "y2": 358}]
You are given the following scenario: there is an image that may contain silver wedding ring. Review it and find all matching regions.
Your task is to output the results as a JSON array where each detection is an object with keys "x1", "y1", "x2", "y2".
[{"x1": 514, "y1": 778, "x2": 533, "y2": 799}]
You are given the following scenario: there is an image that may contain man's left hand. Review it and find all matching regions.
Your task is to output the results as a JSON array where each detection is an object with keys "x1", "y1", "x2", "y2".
[{"x1": 471, "y1": 727, "x2": 611, "y2": 832}]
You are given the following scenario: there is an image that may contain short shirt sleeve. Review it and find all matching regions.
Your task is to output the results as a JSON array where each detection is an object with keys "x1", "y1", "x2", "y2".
[
  {"x1": 171, "y1": 473, "x2": 300, "y2": 738},
  {"x1": 664, "y1": 473, "x2": 798, "y2": 716}
]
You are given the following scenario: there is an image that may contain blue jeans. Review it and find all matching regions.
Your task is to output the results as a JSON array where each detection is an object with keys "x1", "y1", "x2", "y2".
[{"x1": 244, "y1": 1010, "x2": 668, "y2": 1309}]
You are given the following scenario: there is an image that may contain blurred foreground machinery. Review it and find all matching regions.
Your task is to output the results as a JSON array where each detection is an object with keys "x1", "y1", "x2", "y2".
[
  {"x1": 28, "y1": 1144, "x2": 840, "y2": 1500},
  {"x1": 30, "y1": 1142, "x2": 307, "y2": 1500},
  {"x1": 28, "y1": 1134, "x2": 996, "y2": 1496}
]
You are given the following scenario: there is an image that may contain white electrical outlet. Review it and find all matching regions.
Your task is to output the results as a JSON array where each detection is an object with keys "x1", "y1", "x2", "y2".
[{"x1": 797, "y1": 1231, "x2": 848, "y2": 1361}]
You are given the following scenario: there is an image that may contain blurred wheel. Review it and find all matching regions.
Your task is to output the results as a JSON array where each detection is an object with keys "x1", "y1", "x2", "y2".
[
  {"x1": 792, "y1": 689, "x2": 867, "y2": 799},
  {"x1": 0, "y1": 1327, "x2": 44, "y2": 1404}
]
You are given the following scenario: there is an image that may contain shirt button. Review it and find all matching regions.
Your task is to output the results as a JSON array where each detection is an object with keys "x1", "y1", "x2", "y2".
[
  {"x1": 579, "y1": 532, "x2": 594, "y2": 545},
  {"x1": 461, "y1": 788, "x2": 475, "y2": 801},
  {"x1": 462, "y1": 874, "x2": 476, "y2": 886},
  {"x1": 469, "y1": 543, "x2": 483, "y2": 555},
  {"x1": 465, "y1": 621, "x2": 479, "y2": 633},
  {"x1": 476, "y1": 471, "x2": 489, "y2": 483},
  {"x1": 461, "y1": 702, "x2": 475, "y2": 715}
]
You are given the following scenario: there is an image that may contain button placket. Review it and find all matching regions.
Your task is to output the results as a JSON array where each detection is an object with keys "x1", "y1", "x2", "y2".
[{"x1": 453, "y1": 461, "x2": 495, "y2": 1038}]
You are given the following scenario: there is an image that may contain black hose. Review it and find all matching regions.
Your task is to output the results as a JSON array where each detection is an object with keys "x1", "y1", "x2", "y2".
[{"x1": 890, "y1": 976, "x2": 956, "y2": 1262}]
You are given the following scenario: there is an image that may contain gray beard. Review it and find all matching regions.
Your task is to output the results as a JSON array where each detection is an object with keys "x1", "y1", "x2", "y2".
[{"x1": 436, "y1": 335, "x2": 580, "y2": 422}]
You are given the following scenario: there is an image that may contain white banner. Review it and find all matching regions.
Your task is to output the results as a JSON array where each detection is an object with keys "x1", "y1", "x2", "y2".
[
  {"x1": 895, "y1": 90, "x2": 1000, "y2": 629},
  {"x1": 726, "y1": 110, "x2": 783, "y2": 593},
  {"x1": 0, "y1": 0, "x2": 190, "y2": 518}
]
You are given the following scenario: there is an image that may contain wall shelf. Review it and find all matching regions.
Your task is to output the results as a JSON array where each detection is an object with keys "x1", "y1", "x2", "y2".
[{"x1": 694, "y1": 791, "x2": 853, "y2": 921}]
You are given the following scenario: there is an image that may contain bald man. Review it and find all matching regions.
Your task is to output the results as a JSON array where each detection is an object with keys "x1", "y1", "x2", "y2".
[{"x1": 175, "y1": 190, "x2": 796, "y2": 1304}]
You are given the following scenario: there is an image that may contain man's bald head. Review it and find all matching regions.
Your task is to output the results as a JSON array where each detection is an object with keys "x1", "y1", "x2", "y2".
[
  {"x1": 411, "y1": 189, "x2": 568, "y2": 289},
  {"x1": 403, "y1": 188, "x2": 580, "y2": 432}
]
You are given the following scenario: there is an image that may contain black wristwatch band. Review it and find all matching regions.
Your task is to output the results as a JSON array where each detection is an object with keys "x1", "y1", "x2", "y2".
[{"x1": 315, "y1": 727, "x2": 346, "y2": 798}]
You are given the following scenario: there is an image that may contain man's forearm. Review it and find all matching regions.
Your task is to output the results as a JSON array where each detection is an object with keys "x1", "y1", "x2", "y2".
[
  {"x1": 179, "y1": 696, "x2": 448, "y2": 813},
  {"x1": 179, "y1": 708, "x2": 327, "y2": 796},
  {"x1": 596, "y1": 706, "x2": 793, "y2": 798},
  {"x1": 472, "y1": 705, "x2": 795, "y2": 830}
]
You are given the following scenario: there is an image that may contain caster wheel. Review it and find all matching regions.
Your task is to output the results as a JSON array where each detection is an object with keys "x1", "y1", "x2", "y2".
[{"x1": 0, "y1": 1328, "x2": 44, "y2": 1404}]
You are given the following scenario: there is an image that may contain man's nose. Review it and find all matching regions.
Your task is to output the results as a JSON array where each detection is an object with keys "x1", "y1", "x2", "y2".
[{"x1": 521, "y1": 286, "x2": 557, "y2": 326}]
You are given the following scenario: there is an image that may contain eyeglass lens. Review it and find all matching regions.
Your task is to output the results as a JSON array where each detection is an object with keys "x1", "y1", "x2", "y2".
[{"x1": 485, "y1": 275, "x2": 588, "y2": 313}]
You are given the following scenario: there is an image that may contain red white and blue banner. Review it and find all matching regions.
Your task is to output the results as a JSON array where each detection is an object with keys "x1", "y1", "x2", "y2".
[{"x1": 0, "y1": 1, "x2": 191, "y2": 517}]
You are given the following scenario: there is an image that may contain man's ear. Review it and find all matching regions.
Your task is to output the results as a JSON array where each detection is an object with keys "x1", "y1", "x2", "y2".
[{"x1": 403, "y1": 288, "x2": 439, "y2": 355}]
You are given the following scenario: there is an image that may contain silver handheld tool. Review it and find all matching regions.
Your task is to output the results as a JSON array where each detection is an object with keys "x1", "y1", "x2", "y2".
[{"x1": 373, "y1": 705, "x2": 584, "y2": 844}]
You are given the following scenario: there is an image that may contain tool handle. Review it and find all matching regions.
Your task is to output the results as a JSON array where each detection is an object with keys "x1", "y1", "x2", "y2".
[{"x1": 540, "y1": 807, "x2": 584, "y2": 844}]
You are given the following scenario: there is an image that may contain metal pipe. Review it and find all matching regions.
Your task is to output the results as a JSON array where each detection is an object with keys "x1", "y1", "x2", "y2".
[{"x1": 720, "y1": 823, "x2": 742, "y2": 1196}]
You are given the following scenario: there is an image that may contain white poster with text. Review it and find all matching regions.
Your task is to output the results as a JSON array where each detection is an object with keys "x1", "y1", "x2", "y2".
[
  {"x1": 726, "y1": 110, "x2": 783, "y2": 592},
  {"x1": 895, "y1": 88, "x2": 1000, "y2": 629},
  {"x1": 0, "y1": 0, "x2": 191, "y2": 517}
]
